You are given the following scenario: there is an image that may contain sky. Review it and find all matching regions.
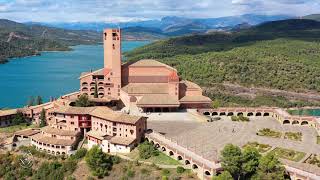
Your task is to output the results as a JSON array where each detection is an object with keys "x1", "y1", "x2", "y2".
[{"x1": 0, "y1": 0, "x2": 319, "y2": 22}]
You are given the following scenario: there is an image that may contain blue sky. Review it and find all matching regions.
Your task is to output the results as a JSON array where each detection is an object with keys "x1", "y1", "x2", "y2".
[{"x1": 0, "y1": 0, "x2": 319, "y2": 22}]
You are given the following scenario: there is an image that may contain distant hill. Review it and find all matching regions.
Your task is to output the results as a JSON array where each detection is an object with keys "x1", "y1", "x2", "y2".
[
  {"x1": 28, "y1": 14, "x2": 292, "y2": 37},
  {"x1": 0, "y1": 19, "x2": 100, "y2": 64},
  {"x1": 303, "y1": 14, "x2": 320, "y2": 21},
  {"x1": 125, "y1": 19, "x2": 320, "y2": 107}
]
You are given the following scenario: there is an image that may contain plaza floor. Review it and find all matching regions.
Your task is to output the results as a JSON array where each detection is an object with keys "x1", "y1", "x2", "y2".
[{"x1": 147, "y1": 116, "x2": 320, "y2": 161}]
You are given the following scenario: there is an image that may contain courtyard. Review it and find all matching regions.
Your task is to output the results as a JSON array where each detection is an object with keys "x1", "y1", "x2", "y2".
[{"x1": 147, "y1": 116, "x2": 320, "y2": 162}]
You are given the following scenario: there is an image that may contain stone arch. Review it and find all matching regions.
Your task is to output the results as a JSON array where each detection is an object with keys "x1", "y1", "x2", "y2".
[
  {"x1": 90, "y1": 87, "x2": 95, "y2": 91},
  {"x1": 82, "y1": 82, "x2": 88, "y2": 86},
  {"x1": 145, "y1": 138, "x2": 149, "y2": 142},
  {"x1": 98, "y1": 87, "x2": 104, "y2": 91},
  {"x1": 263, "y1": 112, "x2": 270, "y2": 116},
  {"x1": 237, "y1": 112, "x2": 243, "y2": 116},
  {"x1": 283, "y1": 120, "x2": 290, "y2": 124},
  {"x1": 98, "y1": 93, "x2": 104, "y2": 97},
  {"x1": 301, "y1": 121, "x2": 309, "y2": 126},
  {"x1": 130, "y1": 96, "x2": 137, "y2": 102},
  {"x1": 177, "y1": 156, "x2": 183, "y2": 160},
  {"x1": 90, "y1": 82, "x2": 95, "y2": 86},
  {"x1": 220, "y1": 112, "x2": 226, "y2": 116},
  {"x1": 90, "y1": 93, "x2": 94, "y2": 96},
  {"x1": 205, "y1": 171, "x2": 211, "y2": 176},
  {"x1": 247, "y1": 112, "x2": 254, "y2": 116},
  {"x1": 203, "y1": 112, "x2": 210, "y2": 116},
  {"x1": 185, "y1": 160, "x2": 190, "y2": 165},
  {"x1": 292, "y1": 120, "x2": 299, "y2": 125},
  {"x1": 227, "y1": 112, "x2": 234, "y2": 116},
  {"x1": 150, "y1": 141, "x2": 154, "y2": 145},
  {"x1": 82, "y1": 87, "x2": 88, "y2": 91},
  {"x1": 212, "y1": 112, "x2": 218, "y2": 116},
  {"x1": 192, "y1": 164, "x2": 198, "y2": 169},
  {"x1": 161, "y1": 147, "x2": 166, "y2": 151},
  {"x1": 256, "y1": 112, "x2": 262, "y2": 116},
  {"x1": 169, "y1": 151, "x2": 174, "y2": 156},
  {"x1": 98, "y1": 82, "x2": 104, "y2": 86},
  {"x1": 155, "y1": 143, "x2": 160, "y2": 148}
]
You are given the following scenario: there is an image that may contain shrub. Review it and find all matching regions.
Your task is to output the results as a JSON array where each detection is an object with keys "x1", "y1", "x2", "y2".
[
  {"x1": 161, "y1": 169, "x2": 170, "y2": 176},
  {"x1": 138, "y1": 141, "x2": 159, "y2": 159},
  {"x1": 162, "y1": 176, "x2": 168, "y2": 180},
  {"x1": 111, "y1": 156, "x2": 121, "y2": 164},
  {"x1": 176, "y1": 166, "x2": 185, "y2": 174},
  {"x1": 127, "y1": 169, "x2": 135, "y2": 177},
  {"x1": 140, "y1": 168, "x2": 149, "y2": 175},
  {"x1": 71, "y1": 148, "x2": 87, "y2": 160}
]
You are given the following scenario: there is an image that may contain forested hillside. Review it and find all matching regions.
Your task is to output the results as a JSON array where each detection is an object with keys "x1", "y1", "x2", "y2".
[
  {"x1": 0, "y1": 19, "x2": 100, "y2": 64},
  {"x1": 125, "y1": 19, "x2": 320, "y2": 107}
]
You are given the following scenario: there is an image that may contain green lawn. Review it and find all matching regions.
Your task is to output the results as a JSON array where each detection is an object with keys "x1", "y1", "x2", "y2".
[
  {"x1": 127, "y1": 149, "x2": 181, "y2": 165},
  {"x1": 271, "y1": 147, "x2": 306, "y2": 162},
  {"x1": 257, "y1": 128, "x2": 282, "y2": 138},
  {"x1": 0, "y1": 123, "x2": 37, "y2": 133},
  {"x1": 284, "y1": 132, "x2": 302, "y2": 141},
  {"x1": 242, "y1": 142, "x2": 272, "y2": 153}
]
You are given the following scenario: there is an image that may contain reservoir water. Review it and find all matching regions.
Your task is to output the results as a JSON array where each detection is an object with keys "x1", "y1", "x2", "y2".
[
  {"x1": 0, "y1": 41, "x2": 149, "y2": 108},
  {"x1": 288, "y1": 109, "x2": 320, "y2": 117}
]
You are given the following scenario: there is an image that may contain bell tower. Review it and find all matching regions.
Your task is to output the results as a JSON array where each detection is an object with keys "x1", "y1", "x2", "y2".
[{"x1": 103, "y1": 29, "x2": 122, "y2": 99}]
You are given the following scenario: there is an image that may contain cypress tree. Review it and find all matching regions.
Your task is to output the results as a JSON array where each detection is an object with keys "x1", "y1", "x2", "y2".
[
  {"x1": 94, "y1": 82, "x2": 98, "y2": 98},
  {"x1": 39, "y1": 109, "x2": 46, "y2": 127}
]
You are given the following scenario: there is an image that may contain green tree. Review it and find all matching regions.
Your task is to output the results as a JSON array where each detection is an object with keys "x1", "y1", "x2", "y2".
[
  {"x1": 75, "y1": 94, "x2": 92, "y2": 107},
  {"x1": 35, "y1": 96, "x2": 43, "y2": 105},
  {"x1": 85, "y1": 146, "x2": 113, "y2": 178},
  {"x1": 255, "y1": 153, "x2": 287, "y2": 180},
  {"x1": 94, "y1": 82, "x2": 98, "y2": 98},
  {"x1": 220, "y1": 144, "x2": 242, "y2": 179},
  {"x1": 39, "y1": 108, "x2": 46, "y2": 127},
  {"x1": 12, "y1": 111, "x2": 25, "y2": 125},
  {"x1": 241, "y1": 146, "x2": 261, "y2": 179},
  {"x1": 138, "y1": 141, "x2": 159, "y2": 159},
  {"x1": 27, "y1": 96, "x2": 34, "y2": 106},
  {"x1": 212, "y1": 171, "x2": 233, "y2": 180},
  {"x1": 212, "y1": 100, "x2": 220, "y2": 109}
]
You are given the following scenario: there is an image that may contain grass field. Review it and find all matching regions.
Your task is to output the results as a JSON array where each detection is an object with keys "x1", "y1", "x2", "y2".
[
  {"x1": 127, "y1": 149, "x2": 181, "y2": 165},
  {"x1": 0, "y1": 123, "x2": 37, "y2": 134},
  {"x1": 271, "y1": 147, "x2": 306, "y2": 162},
  {"x1": 284, "y1": 132, "x2": 302, "y2": 141},
  {"x1": 242, "y1": 142, "x2": 272, "y2": 153},
  {"x1": 257, "y1": 128, "x2": 282, "y2": 138}
]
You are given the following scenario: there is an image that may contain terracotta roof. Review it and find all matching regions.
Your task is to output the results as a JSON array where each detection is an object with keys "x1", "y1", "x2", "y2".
[
  {"x1": 122, "y1": 83, "x2": 168, "y2": 94},
  {"x1": 54, "y1": 106, "x2": 96, "y2": 115},
  {"x1": 31, "y1": 133, "x2": 76, "y2": 146},
  {"x1": 79, "y1": 68, "x2": 104, "y2": 79},
  {"x1": 90, "y1": 107, "x2": 143, "y2": 125},
  {"x1": 15, "y1": 128, "x2": 40, "y2": 137},
  {"x1": 86, "y1": 130, "x2": 111, "y2": 140},
  {"x1": 0, "y1": 109, "x2": 18, "y2": 116},
  {"x1": 29, "y1": 102, "x2": 54, "y2": 110},
  {"x1": 125, "y1": 59, "x2": 176, "y2": 71},
  {"x1": 180, "y1": 80, "x2": 201, "y2": 89},
  {"x1": 179, "y1": 95, "x2": 212, "y2": 103},
  {"x1": 110, "y1": 136, "x2": 136, "y2": 146},
  {"x1": 42, "y1": 126, "x2": 80, "y2": 136},
  {"x1": 137, "y1": 94, "x2": 180, "y2": 107}
]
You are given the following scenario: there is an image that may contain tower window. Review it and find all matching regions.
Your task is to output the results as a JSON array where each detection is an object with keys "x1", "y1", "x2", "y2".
[
  {"x1": 113, "y1": 44, "x2": 115, "y2": 49},
  {"x1": 104, "y1": 32, "x2": 107, "y2": 40}
]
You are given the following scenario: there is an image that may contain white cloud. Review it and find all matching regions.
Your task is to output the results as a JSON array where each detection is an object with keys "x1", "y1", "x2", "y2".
[{"x1": 0, "y1": 0, "x2": 318, "y2": 22}]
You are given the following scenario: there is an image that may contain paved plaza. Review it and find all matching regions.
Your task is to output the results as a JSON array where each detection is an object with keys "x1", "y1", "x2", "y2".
[{"x1": 148, "y1": 116, "x2": 320, "y2": 161}]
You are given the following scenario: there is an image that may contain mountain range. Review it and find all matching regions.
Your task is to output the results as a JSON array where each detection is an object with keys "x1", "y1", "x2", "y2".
[
  {"x1": 0, "y1": 19, "x2": 100, "y2": 64},
  {"x1": 27, "y1": 14, "x2": 293, "y2": 40}
]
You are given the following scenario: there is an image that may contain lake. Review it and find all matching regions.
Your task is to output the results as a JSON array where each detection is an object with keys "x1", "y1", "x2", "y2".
[
  {"x1": 288, "y1": 109, "x2": 320, "y2": 117},
  {"x1": 0, "y1": 41, "x2": 149, "y2": 108}
]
